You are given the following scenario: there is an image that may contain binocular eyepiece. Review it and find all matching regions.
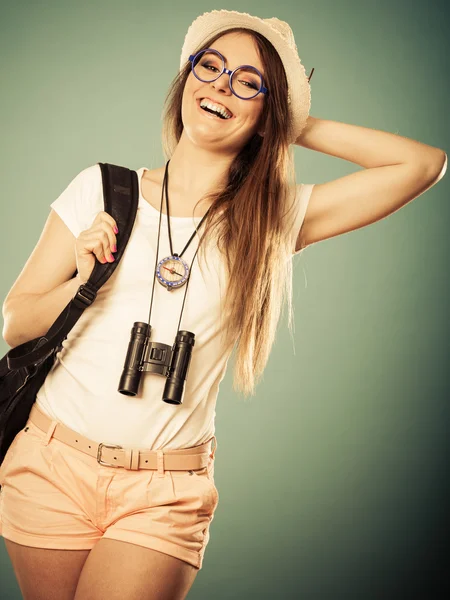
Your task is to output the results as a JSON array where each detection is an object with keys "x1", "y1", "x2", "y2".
[{"x1": 118, "y1": 322, "x2": 195, "y2": 405}]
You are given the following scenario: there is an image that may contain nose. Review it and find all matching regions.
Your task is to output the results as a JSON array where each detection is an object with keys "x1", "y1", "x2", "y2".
[{"x1": 210, "y1": 72, "x2": 232, "y2": 95}]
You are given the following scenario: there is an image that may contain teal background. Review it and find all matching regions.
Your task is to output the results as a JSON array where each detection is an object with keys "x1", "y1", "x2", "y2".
[{"x1": 1, "y1": 0, "x2": 449, "y2": 598}]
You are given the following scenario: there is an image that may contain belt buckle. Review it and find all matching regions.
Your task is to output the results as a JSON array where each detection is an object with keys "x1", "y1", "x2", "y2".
[{"x1": 97, "y1": 442, "x2": 123, "y2": 467}]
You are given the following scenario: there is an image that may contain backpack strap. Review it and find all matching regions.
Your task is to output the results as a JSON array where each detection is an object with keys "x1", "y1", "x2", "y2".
[{"x1": 6, "y1": 163, "x2": 139, "y2": 370}]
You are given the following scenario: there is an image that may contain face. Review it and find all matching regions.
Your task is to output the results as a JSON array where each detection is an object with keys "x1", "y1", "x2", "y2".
[{"x1": 181, "y1": 31, "x2": 267, "y2": 153}]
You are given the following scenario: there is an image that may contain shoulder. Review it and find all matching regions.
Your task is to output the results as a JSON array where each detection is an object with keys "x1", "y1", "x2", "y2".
[
  {"x1": 61, "y1": 163, "x2": 102, "y2": 196},
  {"x1": 141, "y1": 166, "x2": 165, "y2": 185}
]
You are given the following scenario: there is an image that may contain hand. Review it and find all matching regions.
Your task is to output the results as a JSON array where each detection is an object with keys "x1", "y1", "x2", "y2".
[{"x1": 75, "y1": 212, "x2": 119, "y2": 284}]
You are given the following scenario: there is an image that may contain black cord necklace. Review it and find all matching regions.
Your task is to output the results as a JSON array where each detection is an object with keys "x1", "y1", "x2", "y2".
[{"x1": 155, "y1": 160, "x2": 212, "y2": 291}]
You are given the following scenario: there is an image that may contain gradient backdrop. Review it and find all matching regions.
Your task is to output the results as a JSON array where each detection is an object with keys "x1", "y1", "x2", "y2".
[{"x1": 1, "y1": 1, "x2": 449, "y2": 598}]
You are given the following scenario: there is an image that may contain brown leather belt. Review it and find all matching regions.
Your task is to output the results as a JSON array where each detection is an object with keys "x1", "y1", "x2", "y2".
[{"x1": 27, "y1": 402, "x2": 216, "y2": 472}]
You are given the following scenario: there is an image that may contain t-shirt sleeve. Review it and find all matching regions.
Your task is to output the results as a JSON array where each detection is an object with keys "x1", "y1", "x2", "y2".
[
  {"x1": 50, "y1": 163, "x2": 104, "y2": 238},
  {"x1": 291, "y1": 183, "x2": 314, "y2": 256}
]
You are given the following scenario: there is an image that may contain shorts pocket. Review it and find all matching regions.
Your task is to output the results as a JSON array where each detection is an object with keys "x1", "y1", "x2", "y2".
[
  {"x1": 22, "y1": 419, "x2": 48, "y2": 443},
  {"x1": 189, "y1": 459, "x2": 219, "y2": 510},
  {"x1": 170, "y1": 458, "x2": 219, "y2": 516}
]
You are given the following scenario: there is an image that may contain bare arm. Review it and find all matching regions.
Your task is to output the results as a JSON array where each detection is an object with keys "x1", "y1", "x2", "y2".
[
  {"x1": 2, "y1": 275, "x2": 83, "y2": 348},
  {"x1": 2, "y1": 205, "x2": 117, "y2": 349},
  {"x1": 294, "y1": 116, "x2": 446, "y2": 250}
]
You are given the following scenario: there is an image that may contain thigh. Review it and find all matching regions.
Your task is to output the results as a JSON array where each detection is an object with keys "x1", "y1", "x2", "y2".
[
  {"x1": 74, "y1": 538, "x2": 198, "y2": 600},
  {"x1": 4, "y1": 538, "x2": 90, "y2": 600}
]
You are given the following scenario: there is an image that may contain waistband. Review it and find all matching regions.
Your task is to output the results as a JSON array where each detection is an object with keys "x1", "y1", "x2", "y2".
[{"x1": 27, "y1": 402, "x2": 217, "y2": 475}]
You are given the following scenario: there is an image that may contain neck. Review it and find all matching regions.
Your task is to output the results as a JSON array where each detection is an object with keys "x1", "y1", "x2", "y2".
[{"x1": 166, "y1": 130, "x2": 236, "y2": 199}]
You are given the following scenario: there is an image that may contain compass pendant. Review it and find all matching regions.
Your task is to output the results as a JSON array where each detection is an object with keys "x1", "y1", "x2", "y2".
[{"x1": 156, "y1": 255, "x2": 190, "y2": 291}]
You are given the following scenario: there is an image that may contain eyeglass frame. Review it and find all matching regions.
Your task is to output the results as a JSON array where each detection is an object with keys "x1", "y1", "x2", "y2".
[{"x1": 188, "y1": 48, "x2": 269, "y2": 100}]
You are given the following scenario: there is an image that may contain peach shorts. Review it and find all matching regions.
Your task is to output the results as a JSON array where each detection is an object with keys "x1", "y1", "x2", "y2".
[{"x1": 0, "y1": 402, "x2": 219, "y2": 570}]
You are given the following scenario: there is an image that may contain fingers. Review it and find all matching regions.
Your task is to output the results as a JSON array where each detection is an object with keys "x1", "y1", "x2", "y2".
[
  {"x1": 80, "y1": 212, "x2": 118, "y2": 264},
  {"x1": 75, "y1": 212, "x2": 120, "y2": 283},
  {"x1": 97, "y1": 224, "x2": 117, "y2": 263},
  {"x1": 92, "y1": 212, "x2": 118, "y2": 263}
]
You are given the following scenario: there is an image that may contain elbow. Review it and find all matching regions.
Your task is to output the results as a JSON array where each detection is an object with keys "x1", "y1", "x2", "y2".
[
  {"x1": 437, "y1": 150, "x2": 448, "y2": 180},
  {"x1": 425, "y1": 149, "x2": 447, "y2": 183}
]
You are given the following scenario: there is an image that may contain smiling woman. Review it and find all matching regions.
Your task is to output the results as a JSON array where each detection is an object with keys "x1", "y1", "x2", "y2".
[
  {"x1": 5, "y1": 4, "x2": 446, "y2": 599},
  {"x1": 160, "y1": 24, "x2": 310, "y2": 398},
  {"x1": 1, "y1": 9, "x2": 315, "y2": 600}
]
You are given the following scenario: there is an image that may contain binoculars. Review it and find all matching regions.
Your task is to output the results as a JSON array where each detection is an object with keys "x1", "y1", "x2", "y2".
[{"x1": 118, "y1": 322, "x2": 195, "y2": 405}]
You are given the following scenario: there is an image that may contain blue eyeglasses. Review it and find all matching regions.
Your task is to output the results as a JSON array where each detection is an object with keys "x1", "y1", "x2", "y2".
[{"x1": 189, "y1": 48, "x2": 269, "y2": 100}]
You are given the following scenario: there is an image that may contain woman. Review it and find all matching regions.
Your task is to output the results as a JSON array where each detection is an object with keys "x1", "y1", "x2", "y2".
[{"x1": 0, "y1": 8, "x2": 446, "y2": 600}]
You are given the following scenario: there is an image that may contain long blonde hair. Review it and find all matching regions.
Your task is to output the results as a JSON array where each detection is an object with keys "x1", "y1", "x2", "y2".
[{"x1": 161, "y1": 28, "x2": 302, "y2": 398}]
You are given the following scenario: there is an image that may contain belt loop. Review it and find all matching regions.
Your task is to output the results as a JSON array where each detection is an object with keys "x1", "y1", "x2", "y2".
[
  {"x1": 42, "y1": 420, "x2": 58, "y2": 446},
  {"x1": 209, "y1": 435, "x2": 217, "y2": 460},
  {"x1": 156, "y1": 449, "x2": 165, "y2": 477}
]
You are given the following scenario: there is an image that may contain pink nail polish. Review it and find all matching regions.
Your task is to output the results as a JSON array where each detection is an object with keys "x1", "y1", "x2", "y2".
[
  {"x1": 111, "y1": 244, "x2": 117, "y2": 252},
  {"x1": 114, "y1": 226, "x2": 119, "y2": 234}
]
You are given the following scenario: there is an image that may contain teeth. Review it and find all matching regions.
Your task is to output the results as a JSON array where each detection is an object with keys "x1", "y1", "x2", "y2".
[{"x1": 200, "y1": 99, "x2": 232, "y2": 119}]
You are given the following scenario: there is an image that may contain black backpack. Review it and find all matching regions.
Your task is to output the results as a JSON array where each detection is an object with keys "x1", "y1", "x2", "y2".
[{"x1": 0, "y1": 163, "x2": 139, "y2": 464}]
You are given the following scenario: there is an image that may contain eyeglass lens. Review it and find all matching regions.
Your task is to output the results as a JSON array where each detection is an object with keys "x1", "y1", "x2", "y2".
[{"x1": 193, "y1": 50, "x2": 263, "y2": 99}]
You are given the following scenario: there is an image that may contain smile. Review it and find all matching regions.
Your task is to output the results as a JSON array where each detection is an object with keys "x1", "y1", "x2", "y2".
[{"x1": 196, "y1": 98, "x2": 235, "y2": 121}]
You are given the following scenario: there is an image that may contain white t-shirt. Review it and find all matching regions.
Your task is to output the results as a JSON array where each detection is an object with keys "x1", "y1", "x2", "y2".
[{"x1": 35, "y1": 164, "x2": 314, "y2": 450}]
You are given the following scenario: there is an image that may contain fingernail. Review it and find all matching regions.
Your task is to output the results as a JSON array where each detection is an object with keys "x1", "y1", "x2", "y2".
[
  {"x1": 109, "y1": 254, "x2": 115, "y2": 261},
  {"x1": 113, "y1": 226, "x2": 119, "y2": 234},
  {"x1": 111, "y1": 244, "x2": 117, "y2": 252}
]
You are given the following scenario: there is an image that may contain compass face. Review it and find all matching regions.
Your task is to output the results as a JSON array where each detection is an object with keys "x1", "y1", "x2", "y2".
[{"x1": 156, "y1": 256, "x2": 190, "y2": 288}]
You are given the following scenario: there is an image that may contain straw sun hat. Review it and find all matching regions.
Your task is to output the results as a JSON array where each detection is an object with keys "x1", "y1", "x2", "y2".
[{"x1": 180, "y1": 9, "x2": 313, "y2": 145}]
